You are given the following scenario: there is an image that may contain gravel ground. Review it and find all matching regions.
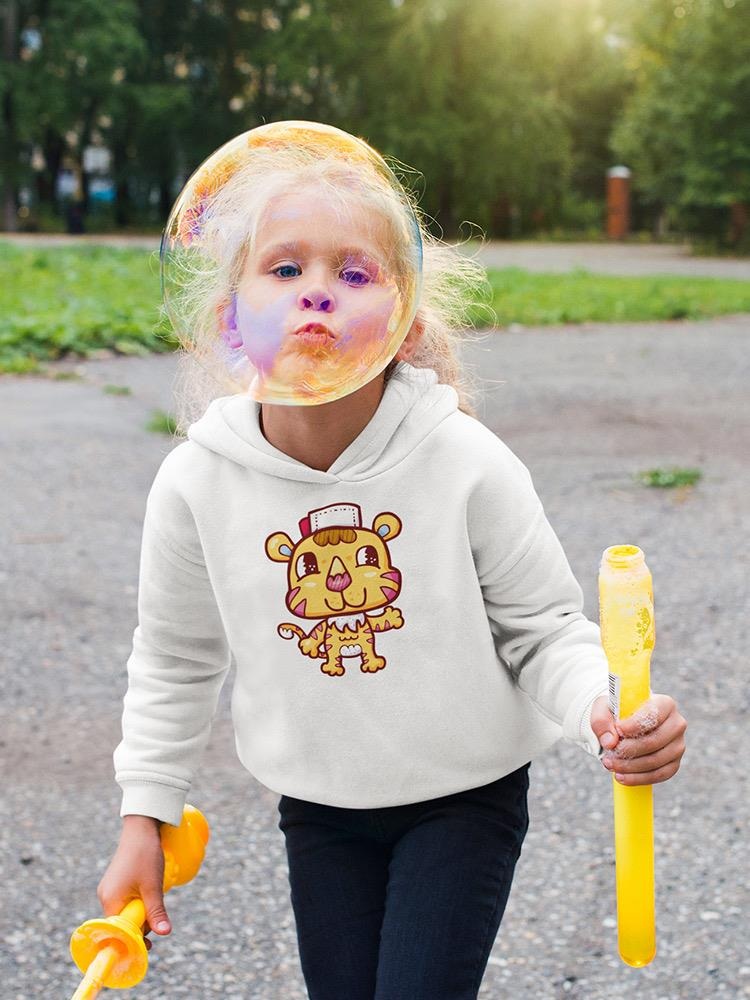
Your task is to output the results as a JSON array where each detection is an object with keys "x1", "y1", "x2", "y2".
[{"x1": 1, "y1": 313, "x2": 748, "y2": 999}]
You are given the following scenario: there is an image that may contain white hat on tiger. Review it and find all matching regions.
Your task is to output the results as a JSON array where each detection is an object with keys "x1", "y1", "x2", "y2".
[{"x1": 298, "y1": 503, "x2": 363, "y2": 538}]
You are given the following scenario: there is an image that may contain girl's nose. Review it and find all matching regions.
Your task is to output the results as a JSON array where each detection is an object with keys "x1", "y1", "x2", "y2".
[{"x1": 298, "y1": 285, "x2": 335, "y2": 313}]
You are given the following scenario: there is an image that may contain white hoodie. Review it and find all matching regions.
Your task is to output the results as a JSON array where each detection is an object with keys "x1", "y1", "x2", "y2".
[{"x1": 114, "y1": 362, "x2": 609, "y2": 825}]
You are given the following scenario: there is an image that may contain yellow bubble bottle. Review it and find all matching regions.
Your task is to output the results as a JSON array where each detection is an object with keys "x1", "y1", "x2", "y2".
[{"x1": 598, "y1": 544, "x2": 656, "y2": 967}]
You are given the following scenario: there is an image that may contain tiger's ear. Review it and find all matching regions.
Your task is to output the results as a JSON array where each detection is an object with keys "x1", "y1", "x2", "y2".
[
  {"x1": 372, "y1": 512, "x2": 401, "y2": 542},
  {"x1": 265, "y1": 531, "x2": 295, "y2": 562}
]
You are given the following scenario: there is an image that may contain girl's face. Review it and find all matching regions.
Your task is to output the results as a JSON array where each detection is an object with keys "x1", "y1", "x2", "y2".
[{"x1": 225, "y1": 189, "x2": 408, "y2": 404}]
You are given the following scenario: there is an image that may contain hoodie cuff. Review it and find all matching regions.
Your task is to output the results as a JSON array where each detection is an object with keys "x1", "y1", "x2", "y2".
[
  {"x1": 570, "y1": 686, "x2": 658, "y2": 760},
  {"x1": 119, "y1": 780, "x2": 188, "y2": 828},
  {"x1": 565, "y1": 683, "x2": 610, "y2": 759}
]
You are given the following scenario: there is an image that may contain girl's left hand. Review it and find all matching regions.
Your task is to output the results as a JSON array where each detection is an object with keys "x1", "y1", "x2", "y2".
[{"x1": 590, "y1": 693, "x2": 687, "y2": 785}]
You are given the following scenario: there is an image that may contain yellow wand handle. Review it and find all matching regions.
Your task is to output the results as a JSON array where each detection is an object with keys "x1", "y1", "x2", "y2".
[
  {"x1": 69, "y1": 804, "x2": 210, "y2": 997},
  {"x1": 598, "y1": 544, "x2": 657, "y2": 967}
]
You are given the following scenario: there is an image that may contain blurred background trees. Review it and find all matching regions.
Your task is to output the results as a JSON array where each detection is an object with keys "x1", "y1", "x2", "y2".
[{"x1": 1, "y1": 0, "x2": 748, "y2": 247}]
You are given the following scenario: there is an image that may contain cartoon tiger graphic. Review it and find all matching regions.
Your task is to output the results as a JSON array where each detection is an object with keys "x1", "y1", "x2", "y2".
[{"x1": 265, "y1": 503, "x2": 404, "y2": 676}]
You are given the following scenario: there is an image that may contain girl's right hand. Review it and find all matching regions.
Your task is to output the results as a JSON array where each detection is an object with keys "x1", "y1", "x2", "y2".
[{"x1": 97, "y1": 815, "x2": 172, "y2": 952}]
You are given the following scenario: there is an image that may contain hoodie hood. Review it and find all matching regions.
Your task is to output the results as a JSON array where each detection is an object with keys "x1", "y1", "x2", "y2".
[{"x1": 186, "y1": 361, "x2": 459, "y2": 484}]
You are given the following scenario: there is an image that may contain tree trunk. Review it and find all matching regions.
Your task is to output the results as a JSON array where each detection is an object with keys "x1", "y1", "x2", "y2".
[
  {"x1": 77, "y1": 100, "x2": 100, "y2": 216},
  {"x1": 2, "y1": 0, "x2": 19, "y2": 231},
  {"x1": 729, "y1": 201, "x2": 748, "y2": 245},
  {"x1": 42, "y1": 128, "x2": 65, "y2": 219},
  {"x1": 112, "y1": 127, "x2": 131, "y2": 228},
  {"x1": 654, "y1": 206, "x2": 669, "y2": 240},
  {"x1": 436, "y1": 175, "x2": 455, "y2": 238},
  {"x1": 491, "y1": 194, "x2": 512, "y2": 238}
]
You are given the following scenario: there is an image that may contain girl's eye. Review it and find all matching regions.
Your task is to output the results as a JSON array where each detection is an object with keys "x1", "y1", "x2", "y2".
[
  {"x1": 270, "y1": 261, "x2": 375, "y2": 284},
  {"x1": 341, "y1": 268, "x2": 371, "y2": 287},
  {"x1": 272, "y1": 263, "x2": 301, "y2": 279}
]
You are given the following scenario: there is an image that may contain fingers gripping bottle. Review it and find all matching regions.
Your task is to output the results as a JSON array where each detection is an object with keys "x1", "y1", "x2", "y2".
[{"x1": 598, "y1": 544, "x2": 656, "y2": 967}]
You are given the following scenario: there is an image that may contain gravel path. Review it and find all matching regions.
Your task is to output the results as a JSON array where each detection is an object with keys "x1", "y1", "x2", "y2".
[
  {"x1": 3, "y1": 232, "x2": 749, "y2": 279},
  {"x1": 1, "y1": 314, "x2": 748, "y2": 999}
]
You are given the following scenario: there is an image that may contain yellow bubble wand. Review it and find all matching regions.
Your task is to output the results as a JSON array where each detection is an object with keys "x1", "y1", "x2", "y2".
[
  {"x1": 69, "y1": 805, "x2": 209, "y2": 998},
  {"x1": 598, "y1": 544, "x2": 657, "y2": 967}
]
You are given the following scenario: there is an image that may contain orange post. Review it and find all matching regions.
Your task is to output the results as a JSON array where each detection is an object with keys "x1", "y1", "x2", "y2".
[{"x1": 607, "y1": 166, "x2": 631, "y2": 239}]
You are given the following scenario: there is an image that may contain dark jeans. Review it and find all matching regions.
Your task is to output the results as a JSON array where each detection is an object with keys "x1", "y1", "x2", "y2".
[{"x1": 277, "y1": 762, "x2": 531, "y2": 1000}]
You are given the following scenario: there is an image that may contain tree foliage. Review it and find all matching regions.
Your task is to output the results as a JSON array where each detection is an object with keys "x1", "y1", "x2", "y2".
[
  {"x1": 611, "y1": 0, "x2": 750, "y2": 238},
  {"x1": 1, "y1": 0, "x2": 746, "y2": 240}
]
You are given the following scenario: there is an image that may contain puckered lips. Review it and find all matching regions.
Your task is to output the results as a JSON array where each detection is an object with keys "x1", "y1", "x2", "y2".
[{"x1": 292, "y1": 321, "x2": 336, "y2": 346}]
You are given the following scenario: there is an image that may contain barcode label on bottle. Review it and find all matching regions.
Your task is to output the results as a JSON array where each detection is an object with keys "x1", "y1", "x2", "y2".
[{"x1": 608, "y1": 672, "x2": 621, "y2": 719}]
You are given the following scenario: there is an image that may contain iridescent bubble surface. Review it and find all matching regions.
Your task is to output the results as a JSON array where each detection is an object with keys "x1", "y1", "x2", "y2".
[{"x1": 160, "y1": 121, "x2": 423, "y2": 405}]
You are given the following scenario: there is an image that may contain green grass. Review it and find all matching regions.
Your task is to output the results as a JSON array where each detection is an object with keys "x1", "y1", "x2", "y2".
[
  {"x1": 0, "y1": 243, "x2": 176, "y2": 373},
  {"x1": 145, "y1": 409, "x2": 182, "y2": 436},
  {"x1": 469, "y1": 266, "x2": 750, "y2": 326},
  {"x1": 1, "y1": 244, "x2": 749, "y2": 373},
  {"x1": 635, "y1": 467, "x2": 703, "y2": 488}
]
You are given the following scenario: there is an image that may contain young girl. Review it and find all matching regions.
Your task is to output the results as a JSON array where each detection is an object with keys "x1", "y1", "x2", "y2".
[{"x1": 98, "y1": 121, "x2": 687, "y2": 1000}]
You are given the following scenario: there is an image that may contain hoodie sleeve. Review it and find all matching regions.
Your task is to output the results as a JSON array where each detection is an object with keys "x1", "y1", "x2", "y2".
[
  {"x1": 467, "y1": 433, "x2": 609, "y2": 758},
  {"x1": 113, "y1": 449, "x2": 232, "y2": 826}
]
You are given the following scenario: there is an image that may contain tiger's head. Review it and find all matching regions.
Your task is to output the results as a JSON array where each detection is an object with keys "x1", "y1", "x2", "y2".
[{"x1": 265, "y1": 506, "x2": 402, "y2": 618}]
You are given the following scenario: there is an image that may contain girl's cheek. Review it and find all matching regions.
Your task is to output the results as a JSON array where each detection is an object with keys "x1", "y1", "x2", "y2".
[
  {"x1": 340, "y1": 288, "x2": 399, "y2": 345},
  {"x1": 235, "y1": 289, "x2": 297, "y2": 371}
]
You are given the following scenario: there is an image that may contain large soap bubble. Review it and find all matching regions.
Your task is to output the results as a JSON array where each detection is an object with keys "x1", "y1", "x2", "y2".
[{"x1": 160, "y1": 121, "x2": 423, "y2": 405}]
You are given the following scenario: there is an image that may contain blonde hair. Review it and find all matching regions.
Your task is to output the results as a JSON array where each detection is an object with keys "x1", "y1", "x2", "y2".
[{"x1": 160, "y1": 141, "x2": 493, "y2": 434}]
